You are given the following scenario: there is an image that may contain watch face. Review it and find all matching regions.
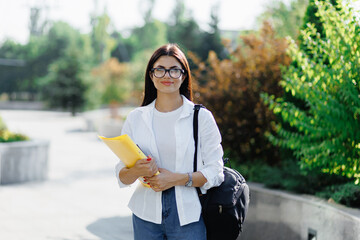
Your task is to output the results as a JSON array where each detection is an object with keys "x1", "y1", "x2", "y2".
[{"x1": 185, "y1": 173, "x2": 192, "y2": 187}]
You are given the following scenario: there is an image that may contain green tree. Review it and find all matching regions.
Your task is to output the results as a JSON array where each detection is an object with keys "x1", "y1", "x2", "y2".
[
  {"x1": 90, "y1": 12, "x2": 117, "y2": 63},
  {"x1": 301, "y1": 0, "x2": 337, "y2": 39},
  {"x1": 263, "y1": 0, "x2": 360, "y2": 183},
  {"x1": 40, "y1": 50, "x2": 88, "y2": 115},
  {"x1": 0, "y1": 22, "x2": 93, "y2": 101},
  {"x1": 122, "y1": 0, "x2": 167, "y2": 55},
  {"x1": 30, "y1": 22, "x2": 93, "y2": 98},
  {"x1": 110, "y1": 32, "x2": 132, "y2": 62},
  {"x1": 29, "y1": 6, "x2": 48, "y2": 37},
  {"x1": 257, "y1": 0, "x2": 308, "y2": 39},
  {"x1": 283, "y1": 0, "x2": 344, "y2": 158},
  {"x1": 198, "y1": 4, "x2": 227, "y2": 60},
  {"x1": 298, "y1": 0, "x2": 341, "y2": 59},
  {"x1": 0, "y1": 40, "x2": 27, "y2": 98},
  {"x1": 169, "y1": 0, "x2": 186, "y2": 26},
  {"x1": 167, "y1": 0, "x2": 203, "y2": 55},
  {"x1": 0, "y1": 19, "x2": 70, "y2": 100},
  {"x1": 167, "y1": 0, "x2": 226, "y2": 61},
  {"x1": 130, "y1": 19, "x2": 168, "y2": 53}
]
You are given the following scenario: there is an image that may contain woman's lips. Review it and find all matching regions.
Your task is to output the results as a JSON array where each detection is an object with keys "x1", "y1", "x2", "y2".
[{"x1": 160, "y1": 81, "x2": 173, "y2": 86}]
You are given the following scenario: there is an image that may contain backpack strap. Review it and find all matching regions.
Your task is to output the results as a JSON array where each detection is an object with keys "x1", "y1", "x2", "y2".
[{"x1": 193, "y1": 104, "x2": 204, "y2": 196}]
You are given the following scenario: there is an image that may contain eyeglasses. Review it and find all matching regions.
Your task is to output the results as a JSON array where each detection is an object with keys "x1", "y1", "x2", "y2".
[{"x1": 151, "y1": 68, "x2": 185, "y2": 79}]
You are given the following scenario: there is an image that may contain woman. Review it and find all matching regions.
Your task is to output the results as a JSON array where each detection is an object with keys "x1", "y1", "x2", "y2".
[{"x1": 115, "y1": 43, "x2": 224, "y2": 240}]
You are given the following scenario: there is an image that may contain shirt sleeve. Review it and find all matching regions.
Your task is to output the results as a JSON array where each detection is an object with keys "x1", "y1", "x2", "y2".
[
  {"x1": 114, "y1": 113, "x2": 134, "y2": 188},
  {"x1": 197, "y1": 109, "x2": 224, "y2": 192}
]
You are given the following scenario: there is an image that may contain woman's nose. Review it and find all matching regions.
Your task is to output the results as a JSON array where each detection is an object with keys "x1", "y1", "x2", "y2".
[{"x1": 164, "y1": 71, "x2": 171, "y2": 78}]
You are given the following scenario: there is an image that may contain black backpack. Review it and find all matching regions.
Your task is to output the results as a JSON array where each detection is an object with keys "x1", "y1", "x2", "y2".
[{"x1": 193, "y1": 105, "x2": 250, "y2": 240}]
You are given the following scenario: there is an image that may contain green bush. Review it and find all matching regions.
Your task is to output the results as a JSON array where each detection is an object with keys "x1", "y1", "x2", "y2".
[
  {"x1": 0, "y1": 130, "x2": 29, "y2": 142},
  {"x1": 238, "y1": 158, "x2": 349, "y2": 192},
  {"x1": 0, "y1": 116, "x2": 7, "y2": 131},
  {"x1": 262, "y1": 0, "x2": 360, "y2": 184},
  {"x1": 236, "y1": 159, "x2": 360, "y2": 208},
  {"x1": 316, "y1": 183, "x2": 360, "y2": 208},
  {"x1": 0, "y1": 116, "x2": 29, "y2": 142},
  {"x1": 235, "y1": 160, "x2": 273, "y2": 184},
  {"x1": 192, "y1": 22, "x2": 290, "y2": 165}
]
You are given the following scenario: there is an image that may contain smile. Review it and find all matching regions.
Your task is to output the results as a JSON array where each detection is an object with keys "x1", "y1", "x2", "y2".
[{"x1": 160, "y1": 81, "x2": 173, "y2": 86}]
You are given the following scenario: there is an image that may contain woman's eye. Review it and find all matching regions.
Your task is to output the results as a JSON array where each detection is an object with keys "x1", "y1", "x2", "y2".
[{"x1": 156, "y1": 69, "x2": 165, "y2": 73}]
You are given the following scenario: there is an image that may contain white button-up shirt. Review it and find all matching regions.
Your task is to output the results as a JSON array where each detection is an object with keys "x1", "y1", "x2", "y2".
[{"x1": 115, "y1": 96, "x2": 224, "y2": 226}]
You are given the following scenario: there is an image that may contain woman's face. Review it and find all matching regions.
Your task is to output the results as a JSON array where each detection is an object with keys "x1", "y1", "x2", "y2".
[{"x1": 150, "y1": 56, "x2": 185, "y2": 96}]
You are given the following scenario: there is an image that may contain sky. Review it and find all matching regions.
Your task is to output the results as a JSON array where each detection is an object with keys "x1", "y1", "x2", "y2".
[{"x1": 0, "y1": 0, "x2": 277, "y2": 44}]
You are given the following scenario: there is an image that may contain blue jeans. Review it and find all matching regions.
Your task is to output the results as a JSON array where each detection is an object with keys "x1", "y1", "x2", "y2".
[{"x1": 132, "y1": 187, "x2": 206, "y2": 240}]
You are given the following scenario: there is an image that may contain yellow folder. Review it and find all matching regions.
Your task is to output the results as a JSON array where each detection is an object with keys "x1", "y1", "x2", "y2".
[
  {"x1": 99, "y1": 134, "x2": 146, "y2": 168},
  {"x1": 98, "y1": 134, "x2": 156, "y2": 187}
]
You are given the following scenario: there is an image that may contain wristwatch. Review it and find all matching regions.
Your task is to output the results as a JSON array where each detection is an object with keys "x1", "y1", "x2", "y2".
[{"x1": 185, "y1": 172, "x2": 193, "y2": 187}]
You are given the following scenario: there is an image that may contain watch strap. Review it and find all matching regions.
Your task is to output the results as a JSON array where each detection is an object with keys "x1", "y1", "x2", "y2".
[{"x1": 185, "y1": 172, "x2": 193, "y2": 187}]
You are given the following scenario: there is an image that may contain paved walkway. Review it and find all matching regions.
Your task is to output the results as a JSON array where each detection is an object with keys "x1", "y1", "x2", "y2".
[{"x1": 0, "y1": 110, "x2": 136, "y2": 240}]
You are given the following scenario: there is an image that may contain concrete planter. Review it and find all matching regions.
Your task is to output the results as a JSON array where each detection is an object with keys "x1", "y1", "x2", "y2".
[
  {"x1": 0, "y1": 139, "x2": 50, "y2": 184},
  {"x1": 240, "y1": 183, "x2": 360, "y2": 240}
]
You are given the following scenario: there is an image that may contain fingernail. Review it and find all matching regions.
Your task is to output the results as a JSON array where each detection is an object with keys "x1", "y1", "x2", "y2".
[{"x1": 147, "y1": 157, "x2": 152, "y2": 161}]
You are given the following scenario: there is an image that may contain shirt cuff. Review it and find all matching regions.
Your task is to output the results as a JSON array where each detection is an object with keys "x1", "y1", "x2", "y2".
[
  {"x1": 199, "y1": 167, "x2": 224, "y2": 193},
  {"x1": 115, "y1": 161, "x2": 132, "y2": 188}
]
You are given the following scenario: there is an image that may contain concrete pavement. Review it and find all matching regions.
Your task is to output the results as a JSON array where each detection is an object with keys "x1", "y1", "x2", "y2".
[{"x1": 0, "y1": 110, "x2": 136, "y2": 240}]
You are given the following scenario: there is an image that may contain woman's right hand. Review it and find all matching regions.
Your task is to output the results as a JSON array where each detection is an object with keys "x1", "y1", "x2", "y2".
[
  {"x1": 119, "y1": 156, "x2": 158, "y2": 185},
  {"x1": 132, "y1": 156, "x2": 158, "y2": 178}
]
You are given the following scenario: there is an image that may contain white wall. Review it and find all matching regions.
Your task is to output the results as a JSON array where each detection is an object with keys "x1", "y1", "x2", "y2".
[{"x1": 240, "y1": 183, "x2": 360, "y2": 240}]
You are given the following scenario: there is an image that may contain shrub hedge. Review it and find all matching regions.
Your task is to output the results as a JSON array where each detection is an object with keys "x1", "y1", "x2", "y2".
[
  {"x1": 262, "y1": 0, "x2": 360, "y2": 184},
  {"x1": 192, "y1": 21, "x2": 290, "y2": 165}
]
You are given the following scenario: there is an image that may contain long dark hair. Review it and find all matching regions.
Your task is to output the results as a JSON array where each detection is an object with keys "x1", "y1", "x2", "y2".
[{"x1": 141, "y1": 43, "x2": 193, "y2": 106}]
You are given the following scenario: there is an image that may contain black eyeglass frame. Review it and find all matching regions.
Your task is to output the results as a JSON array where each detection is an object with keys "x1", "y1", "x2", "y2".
[{"x1": 151, "y1": 68, "x2": 185, "y2": 78}]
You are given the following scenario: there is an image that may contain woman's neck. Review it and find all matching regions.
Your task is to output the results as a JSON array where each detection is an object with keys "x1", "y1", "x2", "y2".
[{"x1": 155, "y1": 93, "x2": 183, "y2": 113}]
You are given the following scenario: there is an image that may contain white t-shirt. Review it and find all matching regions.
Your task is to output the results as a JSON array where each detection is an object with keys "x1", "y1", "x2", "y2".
[{"x1": 152, "y1": 104, "x2": 184, "y2": 171}]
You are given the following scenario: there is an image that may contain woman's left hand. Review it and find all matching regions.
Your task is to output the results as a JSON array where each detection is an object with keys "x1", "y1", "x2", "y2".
[{"x1": 145, "y1": 168, "x2": 174, "y2": 192}]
